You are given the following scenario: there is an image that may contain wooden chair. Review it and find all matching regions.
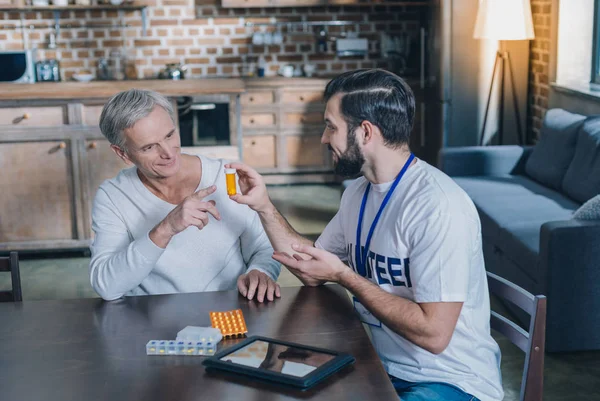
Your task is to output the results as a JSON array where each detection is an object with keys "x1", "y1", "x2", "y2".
[
  {"x1": 487, "y1": 271, "x2": 546, "y2": 401},
  {"x1": 0, "y1": 252, "x2": 22, "y2": 302}
]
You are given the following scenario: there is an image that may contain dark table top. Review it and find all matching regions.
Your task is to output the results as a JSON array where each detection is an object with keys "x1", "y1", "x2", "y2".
[{"x1": 0, "y1": 285, "x2": 398, "y2": 401}]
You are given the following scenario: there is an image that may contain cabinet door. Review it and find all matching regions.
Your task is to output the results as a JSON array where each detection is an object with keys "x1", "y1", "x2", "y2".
[
  {"x1": 0, "y1": 141, "x2": 75, "y2": 242},
  {"x1": 281, "y1": 90, "x2": 323, "y2": 105},
  {"x1": 82, "y1": 104, "x2": 105, "y2": 127},
  {"x1": 0, "y1": 106, "x2": 65, "y2": 126},
  {"x1": 243, "y1": 136, "x2": 276, "y2": 168},
  {"x1": 286, "y1": 135, "x2": 328, "y2": 168},
  {"x1": 85, "y1": 139, "x2": 128, "y2": 203},
  {"x1": 241, "y1": 113, "x2": 276, "y2": 128},
  {"x1": 240, "y1": 91, "x2": 274, "y2": 106}
]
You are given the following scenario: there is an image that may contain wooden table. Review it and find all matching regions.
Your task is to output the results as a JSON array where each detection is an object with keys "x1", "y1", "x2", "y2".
[{"x1": 0, "y1": 285, "x2": 398, "y2": 401}]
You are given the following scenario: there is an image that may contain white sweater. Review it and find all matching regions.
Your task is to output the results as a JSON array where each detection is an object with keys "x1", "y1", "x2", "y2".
[{"x1": 89, "y1": 155, "x2": 280, "y2": 300}]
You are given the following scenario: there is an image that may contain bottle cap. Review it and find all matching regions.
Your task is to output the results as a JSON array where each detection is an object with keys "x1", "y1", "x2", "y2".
[{"x1": 225, "y1": 168, "x2": 236, "y2": 174}]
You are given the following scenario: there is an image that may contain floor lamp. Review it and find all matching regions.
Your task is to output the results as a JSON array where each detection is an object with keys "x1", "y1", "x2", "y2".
[{"x1": 474, "y1": 0, "x2": 535, "y2": 146}]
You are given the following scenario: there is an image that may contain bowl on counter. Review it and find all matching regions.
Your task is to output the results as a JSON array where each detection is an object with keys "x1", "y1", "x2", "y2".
[{"x1": 72, "y1": 73, "x2": 94, "y2": 82}]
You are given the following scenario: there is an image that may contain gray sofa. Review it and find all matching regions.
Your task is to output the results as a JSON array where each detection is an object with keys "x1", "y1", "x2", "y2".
[{"x1": 439, "y1": 108, "x2": 600, "y2": 352}]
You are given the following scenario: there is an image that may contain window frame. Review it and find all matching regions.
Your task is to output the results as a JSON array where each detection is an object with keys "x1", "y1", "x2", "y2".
[{"x1": 592, "y1": 0, "x2": 600, "y2": 84}]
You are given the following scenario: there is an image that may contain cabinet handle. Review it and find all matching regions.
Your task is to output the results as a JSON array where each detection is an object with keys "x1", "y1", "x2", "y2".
[
  {"x1": 12, "y1": 113, "x2": 31, "y2": 124},
  {"x1": 250, "y1": 118, "x2": 255, "y2": 124},
  {"x1": 88, "y1": 142, "x2": 97, "y2": 149},
  {"x1": 299, "y1": 96, "x2": 305, "y2": 101},
  {"x1": 48, "y1": 141, "x2": 67, "y2": 154},
  {"x1": 249, "y1": 96, "x2": 254, "y2": 102},
  {"x1": 251, "y1": 140, "x2": 256, "y2": 145}
]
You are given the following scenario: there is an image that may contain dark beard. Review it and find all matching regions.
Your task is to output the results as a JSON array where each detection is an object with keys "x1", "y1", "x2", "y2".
[{"x1": 331, "y1": 129, "x2": 365, "y2": 178}]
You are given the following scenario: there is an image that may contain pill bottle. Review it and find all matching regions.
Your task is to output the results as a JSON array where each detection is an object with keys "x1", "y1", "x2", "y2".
[{"x1": 225, "y1": 168, "x2": 237, "y2": 196}]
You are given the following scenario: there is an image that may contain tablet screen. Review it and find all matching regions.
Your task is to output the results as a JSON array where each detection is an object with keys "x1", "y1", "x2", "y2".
[{"x1": 220, "y1": 339, "x2": 336, "y2": 377}]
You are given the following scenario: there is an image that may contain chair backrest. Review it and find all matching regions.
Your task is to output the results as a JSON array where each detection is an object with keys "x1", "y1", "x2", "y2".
[
  {"x1": 487, "y1": 272, "x2": 546, "y2": 401},
  {"x1": 0, "y1": 252, "x2": 22, "y2": 302}
]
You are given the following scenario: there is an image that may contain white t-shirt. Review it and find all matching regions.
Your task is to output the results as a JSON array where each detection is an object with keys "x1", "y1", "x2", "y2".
[
  {"x1": 90, "y1": 155, "x2": 280, "y2": 301},
  {"x1": 316, "y1": 158, "x2": 503, "y2": 401}
]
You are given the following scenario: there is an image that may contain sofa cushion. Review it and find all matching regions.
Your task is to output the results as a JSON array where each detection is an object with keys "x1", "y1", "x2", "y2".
[
  {"x1": 495, "y1": 223, "x2": 543, "y2": 283},
  {"x1": 573, "y1": 194, "x2": 600, "y2": 220},
  {"x1": 454, "y1": 175, "x2": 581, "y2": 210},
  {"x1": 562, "y1": 117, "x2": 600, "y2": 203},
  {"x1": 525, "y1": 109, "x2": 585, "y2": 190},
  {"x1": 453, "y1": 175, "x2": 580, "y2": 281}
]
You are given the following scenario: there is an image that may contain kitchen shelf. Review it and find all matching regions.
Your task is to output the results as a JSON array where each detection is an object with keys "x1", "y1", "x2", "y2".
[
  {"x1": 0, "y1": 4, "x2": 147, "y2": 11},
  {"x1": 0, "y1": 3, "x2": 148, "y2": 35}
]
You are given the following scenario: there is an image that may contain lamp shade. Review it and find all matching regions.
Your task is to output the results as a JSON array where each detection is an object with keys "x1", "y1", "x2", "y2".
[{"x1": 473, "y1": 0, "x2": 535, "y2": 40}]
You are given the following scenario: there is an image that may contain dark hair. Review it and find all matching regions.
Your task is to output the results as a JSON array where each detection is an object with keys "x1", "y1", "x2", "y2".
[{"x1": 323, "y1": 69, "x2": 415, "y2": 148}]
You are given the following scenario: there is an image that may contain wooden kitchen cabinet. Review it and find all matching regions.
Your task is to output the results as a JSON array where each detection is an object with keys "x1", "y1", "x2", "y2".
[
  {"x1": 0, "y1": 140, "x2": 77, "y2": 244},
  {"x1": 0, "y1": 81, "x2": 245, "y2": 251},
  {"x1": 242, "y1": 79, "x2": 334, "y2": 184}
]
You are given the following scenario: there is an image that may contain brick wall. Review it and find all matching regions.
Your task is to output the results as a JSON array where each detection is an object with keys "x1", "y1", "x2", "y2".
[
  {"x1": 0, "y1": 1, "x2": 425, "y2": 81},
  {"x1": 528, "y1": 0, "x2": 552, "y2": 142}
]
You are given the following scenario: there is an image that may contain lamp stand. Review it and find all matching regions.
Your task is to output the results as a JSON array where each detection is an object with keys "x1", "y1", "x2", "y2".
[{"x1": 479, "y1": 45, "x2": 524, "y2": 146}]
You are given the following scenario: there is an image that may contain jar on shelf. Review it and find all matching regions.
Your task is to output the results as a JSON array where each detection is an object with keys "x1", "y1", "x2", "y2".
[
  {"x1": 123, "y1": 52, "x2": 138, "y2": 80},
  {"x1": 108, "y1": 50, "x2": 125, "y2": 81}
]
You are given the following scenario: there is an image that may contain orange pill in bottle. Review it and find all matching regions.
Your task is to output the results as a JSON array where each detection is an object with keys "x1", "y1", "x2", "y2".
[{"x1": 225, "y1": 168, "x2": 237, "y2": 196}]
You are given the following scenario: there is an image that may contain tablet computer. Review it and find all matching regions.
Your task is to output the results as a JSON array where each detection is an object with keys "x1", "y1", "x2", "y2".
[{"x1": 202, "y1": 336, "x2": 355, "y2": 390}]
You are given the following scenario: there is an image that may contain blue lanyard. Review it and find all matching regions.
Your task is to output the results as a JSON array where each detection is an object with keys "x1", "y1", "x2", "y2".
[{"x1": 355, "y1": 153, "x2": 415, "y2": 277}]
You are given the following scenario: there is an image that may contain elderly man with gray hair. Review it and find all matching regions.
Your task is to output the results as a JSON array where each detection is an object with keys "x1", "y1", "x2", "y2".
[{"x1": 90, "y1": 89, "x2": 281, "y2": 302}]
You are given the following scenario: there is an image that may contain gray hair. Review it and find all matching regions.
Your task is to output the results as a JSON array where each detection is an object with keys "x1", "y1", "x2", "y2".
[{"x1": 99, "y1": 89, "x2": 175, "y2": 151}]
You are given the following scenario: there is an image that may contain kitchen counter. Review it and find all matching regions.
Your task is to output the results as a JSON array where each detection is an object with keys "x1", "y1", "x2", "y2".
[
  {"x1": 0, "y1": 78, "x2": 246, "y2": 101},
  {"x1": 0, "y1": 76, "x2": 421, "y2": 101}
]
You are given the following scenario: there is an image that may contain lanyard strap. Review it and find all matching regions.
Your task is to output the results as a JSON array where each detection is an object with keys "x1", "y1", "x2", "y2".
[{"x1": 355, "y1": 153, "x2": 415, "y2": 277}]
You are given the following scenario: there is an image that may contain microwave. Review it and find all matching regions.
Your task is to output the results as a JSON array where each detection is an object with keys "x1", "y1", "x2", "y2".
[{"x1": 0, "y1": 50, "x2": 36, "y2": 83}]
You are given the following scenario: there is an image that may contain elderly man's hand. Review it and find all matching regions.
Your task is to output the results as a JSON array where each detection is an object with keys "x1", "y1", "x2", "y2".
[
  {"x1": 237, "y1": 270, "x2": 281, "y2": 302},
  {"x1": 150, "y1": 185, "x2": 221, "y2": 248}
]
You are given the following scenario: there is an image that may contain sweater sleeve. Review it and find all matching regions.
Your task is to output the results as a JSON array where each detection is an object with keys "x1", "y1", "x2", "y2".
[
  {"x1": 239, "y1": 209, "x2": 281, "y2": 281},
  {"x1": 89, "y1": 187, "x2": 165, "y2": 301}
]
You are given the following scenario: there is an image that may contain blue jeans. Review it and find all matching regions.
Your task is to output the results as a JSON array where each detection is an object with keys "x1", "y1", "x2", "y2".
[{"x1": 390, "y1": 376, "x2": 480, "y2": 401}]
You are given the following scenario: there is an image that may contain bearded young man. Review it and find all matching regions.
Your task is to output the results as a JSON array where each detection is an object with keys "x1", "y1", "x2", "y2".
[{"x1": 226, "y1": 69, "x2": 503, "y2": 401}]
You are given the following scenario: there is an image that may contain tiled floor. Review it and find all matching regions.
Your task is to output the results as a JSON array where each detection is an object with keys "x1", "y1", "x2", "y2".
[{"x1": 1, "y1": 184, "x2": 599, "y2": 400}]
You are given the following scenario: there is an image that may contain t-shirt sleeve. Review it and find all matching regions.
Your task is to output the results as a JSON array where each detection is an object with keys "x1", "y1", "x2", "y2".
[
  {"x1": 315, "y1": 210, "x2": 348, "y2": 262},
  {"x1": 407, "y1": 212, "x2": 476, "y2": 303}
]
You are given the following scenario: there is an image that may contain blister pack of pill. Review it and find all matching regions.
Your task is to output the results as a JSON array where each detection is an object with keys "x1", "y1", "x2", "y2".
[{"x1": 210, "y1": 309, "x2": 248, "y2": 338}]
